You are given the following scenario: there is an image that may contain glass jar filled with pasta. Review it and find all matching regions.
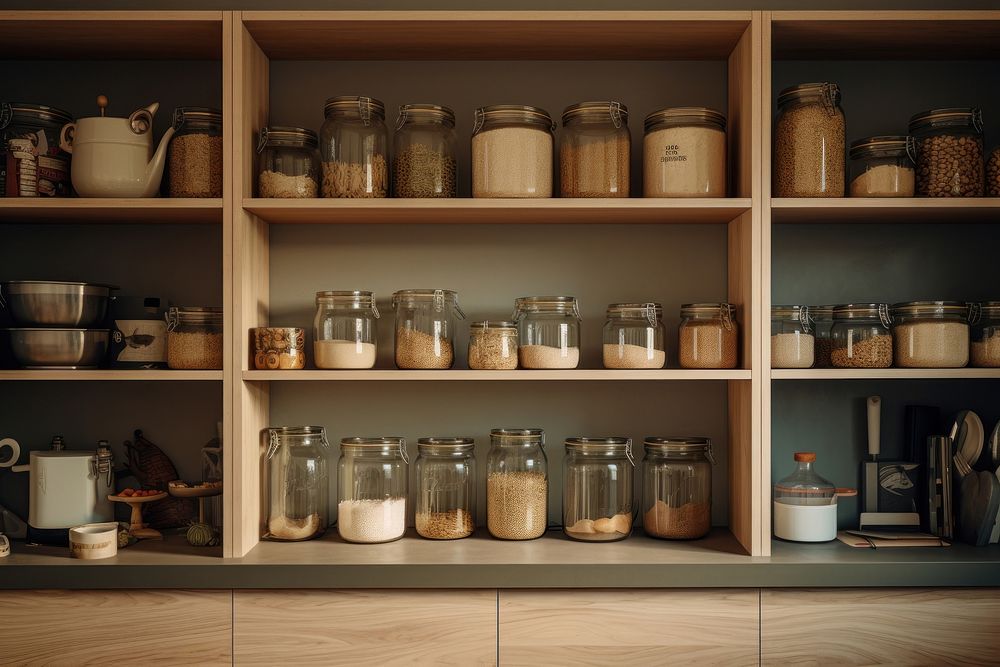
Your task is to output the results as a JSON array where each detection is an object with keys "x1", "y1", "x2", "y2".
[{"x1": 320, "y1": 96, "x2": 388, "y2": 198}]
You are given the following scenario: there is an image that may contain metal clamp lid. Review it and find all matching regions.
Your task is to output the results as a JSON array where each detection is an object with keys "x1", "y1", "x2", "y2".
[
  {"x1": 643, "y1": 436, "x2": 715, "y2": 463},
  {"x1": 0, "y1": 103, "x2": 11, "y2": 131},
  {"x1": 969, "y1": 301, "x2": 983, "y2": 325}
]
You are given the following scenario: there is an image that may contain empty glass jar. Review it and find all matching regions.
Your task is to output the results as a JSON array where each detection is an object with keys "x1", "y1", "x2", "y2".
[
  {"x1": 263, "y1": 426, "x2": 330, "y2": 541},
  {"x1": 513, "y1": 296, "x2": 581, "y2": 369},
  {"x1": 472, "y1": 105, "x2": 554, "y2": 198},
  {"x1": 810, "y1": 305, "x2": 835, "y2": 368},
  {"x1": 774, "y1": 82, "x2": 845, "y2": 197},
  {"x1": 643, "y1": 107, "x2": 727, "y2": 197},
  {"x1": 256, "y1": 126, "x2": 320, "y2": 198},
  {"x1": 971, "y1": 302, "x2": 1000, "y2": 368},
  {"x1": 468, "y1": 321, "x2": 518, "y2": 370},
  {"x1": 320, "y1": 96, "x2": 388, "y2": 198},
  {"x1": 560, "y1": 101, "x2": 630, "y2": 198},
  {"x1": 892, "y1": 301, "x2": 970, "y2": 368},
  {"x1": 909, "y1": 108, "x2": 984, "y2": 197},
  {"x1": 563, "y1": 437, "x2": 634, "y2": 542},
  {"x1": 393, "y1": 104, "x2": 456, "y2": 198},
  {"x1": 314, "y1": 290, "x2": 379, "y2": 369},
  {"x1": 337, "y1": 437, "x2": 408, "y2": 544},
  {"x1": 603, "y1": 302, "x2": 665, "y2": 369},
  {"x1": 678, "y1": 303, "x2": 738, "y2": 369},
  {"x1": 392, "y1": 289, "x2": 465, "y2": 369},
  {"x1": 486, "y1": 428, "x2": 548, "y2": 540},
  {"x1": 642, "y1": 437, "x2": 714, "y2": 540},
  {"x1": 830, "y1": 303, "x2": 893, "y2": 369},
  {"x1": 771, "y1": 305, "x2": 815, "y2": 369},
  {"x1": 166, "y1": 306, "x2": 223, "y2": 370},
  {"x1": 848, "y1": 135, "x2": 915, "y2": 197},
  {"x1": 415, "y1": 437, "x2": 476, "y2": 539},
  {"x1": 169, "y1": 107, "x2": 222, "y2": 198}
]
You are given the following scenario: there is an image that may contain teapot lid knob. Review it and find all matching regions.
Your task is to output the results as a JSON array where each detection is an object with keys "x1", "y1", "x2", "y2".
[{"x1": 96, "y1": 94, "x2": 109, "y2": 117}]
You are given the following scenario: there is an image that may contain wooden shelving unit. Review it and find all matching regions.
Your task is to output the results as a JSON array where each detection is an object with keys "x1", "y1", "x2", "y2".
[
  {"x1": 772, "y1": 368, "x2": 1000, "y2": 380},
  {"x1": 771, "y1": 198, "x2": 1000, "y2": 224},
  {"x1": 244, "y1": 369, "x2": 752, "y2": 381},
  {"x1": 0, "y1": 199, "x2": 224, "y2": 224},
  {"x1": 0, "y1": 370, "x2": 224, "y2": 381}
]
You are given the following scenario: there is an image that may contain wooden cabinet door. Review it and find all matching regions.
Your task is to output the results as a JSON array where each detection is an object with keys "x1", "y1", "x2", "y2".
[
  {"x1": 762, "y1": 588, "x2": 1000, "y2": 666},
  {"x1": 234, "y1": 589, "x2": 497, "y2": 666},
  {"x1": 0, "y1": 589, "x2": 233, "y2": 666},
  {"x1": 498, "y1": 589, "x2": 759, "y2": 666}
]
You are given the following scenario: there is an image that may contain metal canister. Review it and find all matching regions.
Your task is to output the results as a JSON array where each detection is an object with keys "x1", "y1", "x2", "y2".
[{"x1": 0, "y1": 102, "x2": 73, "y2": 197}]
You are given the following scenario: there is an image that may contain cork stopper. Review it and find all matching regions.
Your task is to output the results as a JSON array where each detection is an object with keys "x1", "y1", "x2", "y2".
[{"x1": 794, "y1": 452, "x2": 816, "y2": 463}]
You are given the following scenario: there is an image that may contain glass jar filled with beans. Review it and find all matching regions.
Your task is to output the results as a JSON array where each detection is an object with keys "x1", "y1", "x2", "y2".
[
  {"x1": 392, "y1": 104, "x2": 456, "y2": 198},
  {"x1": 468, "y1": 321, "x2": 518, "y2": 370},
  {"x1": 970, "y1": 302, "x2": 1000, "y2": 368},
  {"x1": 560, "y1": 101, "x2": 630, "y2": 198},
  {"x1": 772, "y1": 305, "x2": 814, "y2": 369},
  {"x1": 603, "y1": 302, "x2": 666, "y2": 369},
  {"x1": 909, "y1": 108, "x2": 984, "y2": 197},
  {"x1": 830, "y1": 304, "x2": 893, "y2": 369},
  {"x1": 891, "y1": 301, "x2": 970, "y2": 368},
  {"x1": 810, "y1": 305, "x2": 835, "y2": 368},
  {"x1": 987, "y1": 147, "x2": 1000, "y2": 196},
  {"x1": 678, "y1": 303, "x2": 738, "y2": 369},
  {"x1": 848, "y1": 136, "x2": 915, "y2": 198},
  {"x1": 472, "y1": 105, "x2": 554, "y2": 198},
  {"x1": 773, "y1": 82, "x2": 845, "y2": 197},
  {"x1": 320, "y1": 96, "x2": 389, "y2": 198}
]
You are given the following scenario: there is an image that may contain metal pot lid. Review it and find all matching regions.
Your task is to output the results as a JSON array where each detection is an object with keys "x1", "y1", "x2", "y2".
[
  {"x1": 0, "y1": 102, "x2": 74, "y2": 128},
  {"x1": 396, "y1": 104, "x2": 455, "y2": 129},
  {"x1": 562, "y1": 101, "x2": 628, "y2": 127},
  {"x1": 951, "y1": 410, "x2": 985, "y2": 469},
  {"x1": 473, "y1": 105, "x2": 554, "y2": 134},
  {"x1": 644, "y1": 106, "x2": 726, "y2": 132},
  {"x1": 417, "y1": 437, "x2": 475, "y2": 453}
]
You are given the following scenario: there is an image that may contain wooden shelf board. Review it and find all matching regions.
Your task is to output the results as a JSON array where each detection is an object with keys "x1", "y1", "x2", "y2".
[
  {"x1": 771, "y1": 11, "x2": 1000, "y2": 60},
  {"x1": 244, "y1": 369, "x2": 751, "y2": 381},
  {"x1": 0, "y1": 370, "x2": 224, "y2": 381},
  {"x1": 771, "y1": 198, "x2": 1000, "y2": 224},
  {"x1": 243, "y1": 198, "x2": 752, "y2": 225},
  {"x1": 0, "y1": 199, "x2": 224, "y2": 225},
  {"x1": 241, "y1": 11, "x2": 752, "y2": 60},
  {"x1": 0, "y1": 11, "x2": 224, "y2": 60},
  {"x1": 772, "y1": 368, "x2": 1000, "y2": 380}
]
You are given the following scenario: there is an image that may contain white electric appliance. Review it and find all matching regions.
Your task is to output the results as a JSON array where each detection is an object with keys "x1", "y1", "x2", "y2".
[{"x1": 12, "y1": 445, "x2": 114, "y2": 531}]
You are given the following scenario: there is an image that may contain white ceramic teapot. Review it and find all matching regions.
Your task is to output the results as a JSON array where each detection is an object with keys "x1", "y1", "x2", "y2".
[{"x1": 59, "y1": 95, "x2": 175, "y2": 197}]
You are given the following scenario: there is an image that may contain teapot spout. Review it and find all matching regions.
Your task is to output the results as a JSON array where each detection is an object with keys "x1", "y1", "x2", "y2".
[{"x1": 142, "y1": 126, "x2": 176, "y2": 197}]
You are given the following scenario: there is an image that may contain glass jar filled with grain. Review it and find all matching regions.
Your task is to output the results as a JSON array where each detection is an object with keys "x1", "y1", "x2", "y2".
[
  {"x1": 892, "y1": 301, "x2": 970, "y2": 368},
  {"x1": 909, "y1": 108, "x2": 984, "y2": 198},
  {"x1": 774, "y1": 82, "x2": 845, "y2": 197},
  {"x1": 256, "y1": 126, "x2": 320, "y2": 198},
  {"x1": 393, "y1": 104, "x2": 456, "y2": 198},
  {"x1": 169, "y1": 107, "x2": 222, "y2": 198},
  {"x1": 468, "y1": 321, "x2": 518, "y2": 370},
  {"x1": 486, "y1": 428, "x2": 547, "y2": 541},
  {"x1": 849, "y1": 136, "x2": 916, "y2": 198},
  {"x1": 471, "y1": 105, "x2": 554, "y2": 198},
  {"x1": 810, "y1": 305, "x2": 835, "y2": 369},
  {"x1": 415, "y1": 437, "x2": 476, "y2": 540},
  {"x1": 165, "y1": 306, "x2": 223, "y2": 369},
  {"x1": 512, "y1": 296, "x2": 581, "y2": 369},
  {"x1": 830, "y1": 303, "x2": 893, "y2": 369},
  {"x1": 337, "y1": 437, "x2": 408, "y2": 544},
  {"x1": 643, "y1": 107, "x2": 726, "y2": 198},
  {"x1": 772, "y1": 305, "x2": 814, "y2": 369},
  {"x1": 970, "y1": 302, "x2": 1000, "y2": 368},
  {"x1": 320, "y1": 96, "x2": 388, "y2": 198},
  {"x1": 563, "y1": 437, "x2": 634, "y2": 542},
  {"x1": 392, "y1": 289, "x2": 465, "y2": 369},
  {"x1": 678, "y1": 303, "x2": 738, "y2": 369},
  {"x1": 987, "y1": 147, "x2": 1000, "y2": 196},
  {"x1": 263, "y1": 426, "x2": 330, "y2": 541},
  {"x1": 642, "y1": 437, "x2": 714, "y2": 540},
  {"x1": 560, "y1": 101, "x2": 630, "y2": 198},
  {"x1": 314, "y1": 291, "x2": 379, "y2": 369},
  {"x1": 603, "y1": 302, "x2": 665, "y2": 369}
]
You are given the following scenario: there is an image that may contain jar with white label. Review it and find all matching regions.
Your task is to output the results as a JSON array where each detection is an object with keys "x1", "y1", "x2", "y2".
[
  {"x1": 830, "y1": 304, "x2": 893, "y2": 368},
  {"x1": 771, "y1": 305, "x2": 814, "y2": 368},
  {"x1": 892, "y1": 301, "x2": 970, "y2": 368},
  {"x1": 643, "y1": 107, "x2": 726, "y2": 197}
]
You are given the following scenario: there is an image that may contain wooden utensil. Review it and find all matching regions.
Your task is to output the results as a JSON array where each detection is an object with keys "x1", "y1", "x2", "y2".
[{"x1": 107, "y1": 492, "x2": 167, "y2": 540}]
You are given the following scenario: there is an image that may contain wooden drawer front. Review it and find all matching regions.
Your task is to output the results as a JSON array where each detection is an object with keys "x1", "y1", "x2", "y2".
[
  {"x1": 498, "y1": 589, "x2": 759, "y2": 666},
  {"x1": 0, "y1": 589, "x2": 233, "y2": 666},
  {"x1": 762, "y1": 588, "x2": 1000, "y2": 666},
  {"x1": 234, "y1": 589, "x2": 497, "y2": 666}
]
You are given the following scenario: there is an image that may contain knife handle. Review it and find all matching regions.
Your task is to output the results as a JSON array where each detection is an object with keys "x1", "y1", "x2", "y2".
[{"x1": 868, "y1": 396, "x2": 881, "y2": 459}]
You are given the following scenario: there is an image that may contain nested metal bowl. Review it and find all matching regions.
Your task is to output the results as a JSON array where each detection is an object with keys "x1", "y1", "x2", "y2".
[
  {"x1": 6, "y1": 328, "x2": 109, "y2": 369},
  {"x1": 1, "y1": 281, "x2": 115, "y2": 328}
]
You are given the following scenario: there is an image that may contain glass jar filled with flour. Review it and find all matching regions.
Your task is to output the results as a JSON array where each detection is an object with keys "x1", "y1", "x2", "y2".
[
  {"x1": 471, "y1": 105, "x2": 554, "y2": 198},
  {"x1": 563, "y1": 437, "x2": 634, "y2": 542},
  {"x1": 320, "y1": 96, "x2": 388, "y2": 198},
  {"x1": 678, "y1": 303, "x2": 738, "y2": 369},
  {"x1": 263, "y1": 426, "x2": 330, "y2": 541},
  {"x1": 892, "y1": 301, "x2": 970, "y2": 368},
  {"x1": 415, "y1": 437, "x2": 476, "y2": 540},
  {"x1": 313, "y1": 290, "x2": 379, "y2": 369},
  {"x1": 773, "y1": 82, "x2": 845, "y2": 197},
  {"x1": 256, "y1": 126, "x2": 320, "y2": 198},
  {"x1": 560, "y1": 101, "x2": 630, "y2": 198},
  {"x1": 849, "y1": 136, "x2": 915, "y2": 197},
  {"x1": 643, "y1": 107, "x2": 727, "y2": 197},
  {"x1": 771, "y1": 305, "x2": 814, "y2": 368},
  {"x1": 512, "y1": 296, "x2": 581, "y2": 369},
  {"x1": 393, "y1": 104, "x2": 457, "y2": 198},
  {"x1": 337, "y1": 437, "x2": 408, "y2": 544},
  {"x1": 392, "y1": 289, "x2": 465, "y2": 369},
  {"x1": 486, "y1": 429, "x2": 548, "y2": 540},
  {"x1": 602, "y1": 302, "x2": 666, "y2": 369}
]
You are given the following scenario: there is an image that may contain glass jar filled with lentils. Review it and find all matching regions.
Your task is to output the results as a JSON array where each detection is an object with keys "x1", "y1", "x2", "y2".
[
  {"x1": 393, "y1": 104, "x2": 456, "y2": 198},
  {"x1": 830, "y1": 303, "x2": 893, "y2": 369},
  {"x1": 909, "y1": 108, "x2": 984, "y2": 197},
  {"x1": 560, "y1": 101, "x2": 630, "y2": 198},
  {"x1": 773, "y1": 83, "x2": 845, "y2": 197}
]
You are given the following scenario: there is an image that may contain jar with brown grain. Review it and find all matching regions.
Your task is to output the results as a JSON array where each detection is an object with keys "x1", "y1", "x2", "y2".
[
  {"x1": 830, "y1": 304, "x2": 893, "y2": 369},
  {"x1": 774, "y1": 83, "x2": 845, "y2": 197},
  {"x1": 909, "y1": 108, "x2": 984, "y2": 198},
  {"x1": 468, "y1": 321, "x2": 518, "y2": 370},
  {"x1": 678, "y1": 303, "x2": 738, "y2": 369},
  {"x1": 392, "y1": 289, "x2": 465, "y2": 369},
  {"x1": 643, "y1": 107, "x2": 726, "y2": 197},
  {"x1": 486, "y1": 429, "x2": 548, "y2": 541},
  {"x1": 393, "y1": 104, "x2": 456, "y2": 198},
  {"x1": 642, "y1": 437, "x2": 714, "y2": 540},
  {"x1": 810, "y1": 305, "x2": 835, "y2": 368},
  {"x1": 169, "y1": 107, "x2": 222, "y2": 198},
  {"x1": 986, "y1": 147, "x2": 1000, "y2": 196},
  {"x1": 321, "y1": 96, "x2": 388, "y2": 198},
  {"x1": 416, "y1": 438, "x2": 476, "y2": 540},
  {"x1": 560, "y1": 101, "x2": 630, "y2": 198},
  {"x1": 971, "y1": 302, "x2": 1000, "y2": 368},
  {"x1": 165, "y1": 306, "x2": 223, "y2": 370},
  {"x1": 849, "y1": 136, "x2": 915, "y2": 198},
  {"x1": 603, "y1": 302, "x2": 665, "y2": 369}
]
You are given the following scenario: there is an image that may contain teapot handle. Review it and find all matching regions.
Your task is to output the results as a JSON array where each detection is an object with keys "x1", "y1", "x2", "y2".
[
  {"x1": 0, "y1": 438, "x2": 19, "y2": 468},
  {"x1": 59, "y1": 122, "x2": 75, "y2": 154}
]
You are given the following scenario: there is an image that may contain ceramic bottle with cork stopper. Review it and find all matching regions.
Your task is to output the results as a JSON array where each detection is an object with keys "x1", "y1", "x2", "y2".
[{"x1": 773, "y1": 452, "x2": 856, "y2": 542}]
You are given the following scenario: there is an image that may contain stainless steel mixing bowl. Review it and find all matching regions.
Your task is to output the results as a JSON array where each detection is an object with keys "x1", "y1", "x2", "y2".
[
  {"x1": 1, "y1": 281, "x2": 114, "y2": 327},
  {"x1": 6, "y1": 328, "x2": 110, "y2": 369}
]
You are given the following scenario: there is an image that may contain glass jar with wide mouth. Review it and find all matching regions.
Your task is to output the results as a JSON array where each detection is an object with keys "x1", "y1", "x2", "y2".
[
  {"x1": 830, "y1": 303, "x2": 893, "y2": 369},
  {"x1": 392, "y1": 289, "x2": 465, "y2": 369},
  {"x1": 169, "y1": 107, "x2": 223, "y2": 198},
  {"x1": 0, "y1": 102, "x2": 73, "y2": 197},
  {"x1": 263, "y1": 426, "x2": 330, "y2": 541},
  {"x1": 563, "y1": 437, "x2": 635, "y2": 542},
  {"x1": 337, "y1": 437, "x2": 408, "y2": 544},
  {"x1": 468, "y1": 321, "x2": 518, "y2": 370},
  {"x1": 560, "y1": 101, "x2": 630, "y2": 198},
  {"x1": 771, "y1": 305, "x2": 814, "y2": 369},
  {"x1": 512, "y1": 296, "x2": 582, "y2": 369},
  {"x1": 642, "y1": 437, "x2": 714, "y2": 540},
  {"x1": 393, "y1": 104, "x2": 456, "y2": 198},
  {"x1": 320, "y1": 96, "x2": 388, "y2": 198},
  {"x1": 849, "y1": 136, "x2": 915, "y2": 198},
  {"x1": 603, "y1": 302, "x2": 665, "y2": 369},
  {"x1": 486, "y1": 428, "x2": 547, "y2": 540},
  {"x1": 314, "y1": 290, "x2": 379, "y2": 369},
  {"x1": 415, "y1": 437, "x2": 476, "y2": 540},
  {"x1": 892, "y1": 301, "x2": 970, "y2": 368},
  {"x1": 471, "y1": 105, "x2": 554, "y2": 198},
  {"x1": 909, "y1": 108, "x2": 984, "y2": 197},
  {"x1": 971, "y1": 302, "x2": 1000, "y2": 368},
  {"x1": 678, "y1": 303, "x2": 738, "y2": 369},
  {"x1": 165, "y1": 306, "x2": 223, "y2": 369},
  {"x1": 774, "y1": 83, "x2": 845, "y2": 197},
  {"x1": 643, "y1": 107, "x2": 727, "y2": 198},
  {"x1": 810, "y1": 305, "x2": 835, "y2": 368},
  {"x1": 256, "y1": 126, "x2": 320, "y2": 198}
]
